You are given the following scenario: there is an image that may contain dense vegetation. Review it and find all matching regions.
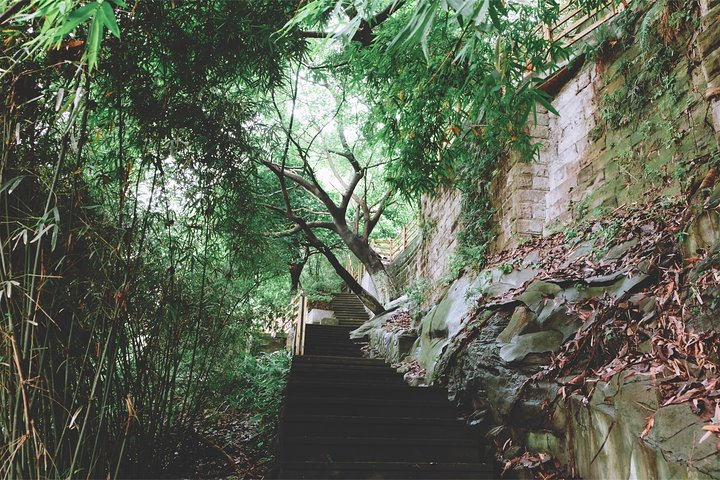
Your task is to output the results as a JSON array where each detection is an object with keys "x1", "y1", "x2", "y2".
[{"x1": 1, "y1": 0, "x2": 625, "y2": 477}]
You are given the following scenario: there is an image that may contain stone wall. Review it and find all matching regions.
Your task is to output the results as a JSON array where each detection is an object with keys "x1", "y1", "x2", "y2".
[
  {"x1": 493, "y1": 110, "x2": 552, "y2": 251},
  {"x1": 700, "y1": 0, "x2": 720, "y2": 142},
  {"x1": 389, "y1": 187, "x2": 462, "y2": 296},
  {"x1": 391, "y1": 1, "x2": 719, "y2": 300},
  {"x1": 387, "y1": 236, "x2": 421, "y2": 294},
  {"x1": 417, "y1": 187, "x2": 462, "y2": 284},
  {"x1": 493, "y1": 7, "x2": 717, "y2": 248},
  {"x1": 404, "y1": 6, "x2": 718, "y2": 277}
]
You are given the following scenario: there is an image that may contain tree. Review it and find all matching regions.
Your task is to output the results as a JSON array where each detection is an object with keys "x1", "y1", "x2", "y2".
[{"x1": 261, "y1": 78, "x2": 398, "y2": 314}]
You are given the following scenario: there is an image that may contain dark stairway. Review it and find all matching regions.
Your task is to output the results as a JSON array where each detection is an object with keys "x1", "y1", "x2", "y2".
[
  {"x1": 303, "y1": 324, "x2": 364, "y2": 357},
  {"x1": 274, "y1": 327, "x2": 494, "y2": 478},
  {"x1": 331, "y1": 292, "x2": 370, "y2": 328}
]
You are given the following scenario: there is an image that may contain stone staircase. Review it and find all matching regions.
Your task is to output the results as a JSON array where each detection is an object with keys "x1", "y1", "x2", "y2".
[
  {"x1": 273, "y1": 325, "x2": 495, "y2": 479},
  {"x1": 331, "y1": 292, "x2": 370, "y2": 328},
  {"x1": 302, "y1": 325, "x2": 364, "y2": 357}
]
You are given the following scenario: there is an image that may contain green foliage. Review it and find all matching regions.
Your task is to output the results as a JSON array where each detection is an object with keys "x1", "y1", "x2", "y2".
[
  {"x1": 498, "y1": 262, "x2": 514, "y2": 274},
  {"x1": 405, "y1": 278, "x2": 431, "y2": 305},
  {"x1": 226, "y1": 351, "x2": 290, "y2": 454},
  {"x1": 2, "y1": 0, "x2": 125, "y2": 70},
  {"x1": 0, "y1": 1, "x2": 303, "y2": 478},
  {"x1": 301, "y1": 255, "x2": 345, "y2": 302},
  {"x1": 439, "y1": 253, "x2": 465, "y2": 286},
  {"x1": 597, "y1": 0, "x2": 697, "y2": 132},
  {"x1": 284, "y1": 0, "x2": 583, "y2": 266}
]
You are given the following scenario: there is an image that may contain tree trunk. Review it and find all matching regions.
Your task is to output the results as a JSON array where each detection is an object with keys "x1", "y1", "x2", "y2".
[
  {"x1": 335, "y1": 224, "x2": 397, "y2": 304},
  {"x1": 314, "y1": 242, "x2": 385, "y2": 315}
]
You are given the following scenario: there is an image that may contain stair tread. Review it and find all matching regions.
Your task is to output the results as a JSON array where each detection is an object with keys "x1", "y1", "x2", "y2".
[
  {"x1": 284, "y1": 436, "x2": 478, "y2": 445},
  {"x1": 285, "y1": 396, "x2": 455, "y2": 407},
  {"x1": 292, "y1": 358, "x2": 388, "y2": 366},
  {"x1": 284, "y1": 414, "x2": 464, "y2": 425},
  {"x1": 280, "y1": 461, "x2": 490, "y2": 470}
]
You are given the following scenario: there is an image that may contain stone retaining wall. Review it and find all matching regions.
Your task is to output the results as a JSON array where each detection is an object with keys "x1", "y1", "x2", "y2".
[
  {"x1": 414, "y1": 2, "x2": 719, "y2": 260},
  {"x1": 389, "y1": 187, "x2": 462, "y2": 296}
]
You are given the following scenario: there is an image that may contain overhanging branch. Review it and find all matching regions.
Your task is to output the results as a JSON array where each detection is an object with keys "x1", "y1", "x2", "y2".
[{"x1": 298, "y1": 0, "x2": 406, "y2": 46}]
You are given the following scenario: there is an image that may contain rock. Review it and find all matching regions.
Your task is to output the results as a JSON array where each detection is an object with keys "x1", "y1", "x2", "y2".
[
  {"x1": 682, "y1": 210, "x2": 720, "y2": 257},
  {"x1": 350, "y1": 317, "x2": 385, "y2": 340},
  {"x1": 601, "y1": 238, "x2": 639, "y2": 262},
  {"x1": 535, "y1": 301, "x2": 577, "y2": 341},
  {"x1": 562, "y1": 239, "x2": 596, "y2": 267},
  {"x1": 647, "y1": 404, "x2": 720, "y2": 479},
  {"x1": 516, "y1": 281, "x2": 563, "y2": 312},
  {"x1": 497, "y1": 306, "x2": 536, "y2": 344},
  {"x1": 415, "y1": 275, "x2": 480, "y2": 378},
  {"x1": 475, "y1": 266, "x2": 541, "y2": 300},
  {"x1": 351, "y1": 296, "x2": 413, "y2": 339},
  {"x1": 499, "y1": 331, "x2": 563, "y2": 363},
  {"x1": 521, "y1": 249, "x2": 542, "y2": 267},
  {"x1": 608, "y1": 272, "x2": 651, "y2": 300},
  {"x1": 526, "y1": 431, "x2": 565, "y2": 458}
]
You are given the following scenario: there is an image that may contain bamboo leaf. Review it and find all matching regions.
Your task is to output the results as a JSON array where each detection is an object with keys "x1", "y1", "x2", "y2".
[
  {"x1": 55, "y1": 2, "x2": 100, "y2": 38},
  {"x1": 533, "y1": 89, "x2": 559, "y2": 115},
  {"x1": 86, "y1": 8, "x2": 104, "y2": 70},
  {"x1": 101, "y1": 1, "x2": 121, "y2": 38},
  {"x1": 0, "y1": 176, "x2": 25, "y2": 195}
]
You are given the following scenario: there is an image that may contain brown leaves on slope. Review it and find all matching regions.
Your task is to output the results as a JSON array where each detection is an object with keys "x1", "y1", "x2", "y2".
[{"x1": 488, "y1": 198, "x2": 720, "y2": 438}]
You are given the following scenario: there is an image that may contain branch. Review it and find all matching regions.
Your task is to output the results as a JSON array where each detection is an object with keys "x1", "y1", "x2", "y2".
[
  {"x1": 262, "y1": 160, "x2": 340, "y2": 216},
  {"x1": 298, "y1": 0, "x2": 406, "y2": 46},
  {"x1": 326, "y1": 150, "x2": 365, "y2": 215},
  {"x1": 335, "y1": 126, "x2": 365, "y2": 213},
  {"x1": 273, "y1": 221, "x2": 338, "y2": 237},
  {"x1": 336, "y1": 128, "x2": 362, "y2": 172},
  {"x1": 366, "y1": 189, "x2": 394, "y2": 239}
]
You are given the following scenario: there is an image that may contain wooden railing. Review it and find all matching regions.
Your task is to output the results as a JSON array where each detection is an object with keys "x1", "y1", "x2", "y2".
[
  {"x1": 536, "y1": 0, "x2": 629, "y2": 49},
  {"x1": 289, "y1": 293, "x2": 307, "y2": 356},
  {"x1": 343, "y1": 220, "x2": 419, "y2": 283},
  {"x1": 370, "y1": 220, "x2": 419, "y2": 264}
]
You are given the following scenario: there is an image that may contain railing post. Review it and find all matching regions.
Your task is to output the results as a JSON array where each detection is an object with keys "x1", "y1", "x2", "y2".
[
  {"x1": 293, "y1": 296, "x2": 300, "y2": 355},
  {"x1": 299, "y1": 291, "x2": 306, "y2": 356},
  {"x1": 543, "y1": 23, "x2": 552, "y2": 42}
]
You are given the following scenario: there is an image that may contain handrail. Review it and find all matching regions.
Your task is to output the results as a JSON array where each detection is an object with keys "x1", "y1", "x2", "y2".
[
  {"x1": 290, "y1": 293, "x2": 307, "y2": 356},
  {"x1": 542, "y1": 0, "x2": 629, "y2": 48},
  {"x1": 369, "y1": 220, "x2": 419, "y2": 264}
]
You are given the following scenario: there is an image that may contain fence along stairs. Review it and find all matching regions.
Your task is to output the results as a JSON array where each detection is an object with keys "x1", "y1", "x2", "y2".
[{"x1": 273, "y1": 305, "x2": 495, "y2": 479}]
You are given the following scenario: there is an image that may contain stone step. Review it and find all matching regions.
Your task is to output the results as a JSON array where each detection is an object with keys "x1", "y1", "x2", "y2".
[
  {"x1": 287, "y1": 372, "x2": 405, "y2": 385},
  {"x1": 304, "y1": 325, "x2": 356, "y2": 332},
  {"x1": 302, "y1": 349, "x2": 363, "y2": 358},
  {"x1": 276, "y1": 462, "x2": 494, "y2": 479},
  {"x1": 273, "y1": 300, "x2": 492, "y2": 479},
  {"x1": 280, "y1": 436, "x2": 481, "y2": 463},
  {"x1": 282, "y1": 415, "x2": 475, "y2": 439},
  {"x1": 289, "y1": 363, "x2": 399, "y2": 376},
  {"x1": 285, "y1": 381, "x2": 448, "y2": 401},
  {"x1": 283, "y1": 396, "x2": 459, "y2": 418},
  {"x1": 292, "y1": 355, "x2": 387, "y2": 366}
]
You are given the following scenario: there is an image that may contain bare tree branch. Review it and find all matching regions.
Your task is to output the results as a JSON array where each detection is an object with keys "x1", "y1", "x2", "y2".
[
  {"x1": 272, "y1": 221, "x2": 338, "y2": 237},
  {"x1": 298, "y1": 0, "x2": 407, "y2": 46},
  {"x1": 366, "y1": 189, "x2": 394, "y2": 239},
  {"x1": 262, "y1": 160, "x2": 341, "y2": 217}
]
